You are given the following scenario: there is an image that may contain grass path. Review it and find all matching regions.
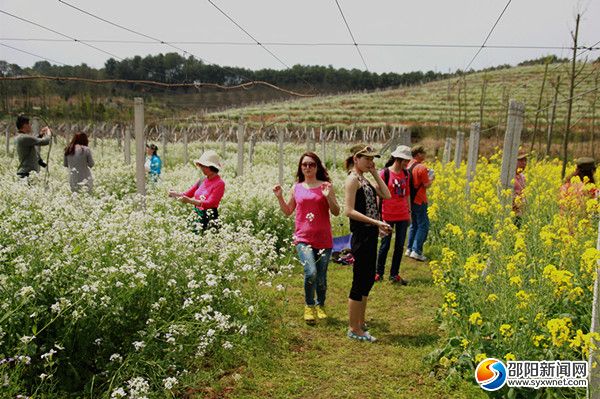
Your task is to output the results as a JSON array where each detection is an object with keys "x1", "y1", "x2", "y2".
[{"x1": 223, "y1": 254, "x2": 486, "y2": 399}]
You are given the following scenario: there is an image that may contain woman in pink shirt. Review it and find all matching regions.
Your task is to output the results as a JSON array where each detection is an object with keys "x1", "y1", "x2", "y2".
[
  {"x1": 273, "y1": 152, "x2": 340, "y2": 324},
  {"x1": 169, "y1": 150, "x2": 225, "y2": 232}
]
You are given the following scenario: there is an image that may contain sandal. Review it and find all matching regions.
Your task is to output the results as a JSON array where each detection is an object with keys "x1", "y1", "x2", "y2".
[{"x1": 347, "y1": 330, "x2": 377, "y2": 342}]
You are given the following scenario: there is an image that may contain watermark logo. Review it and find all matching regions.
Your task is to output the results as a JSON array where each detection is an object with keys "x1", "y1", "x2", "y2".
[
  {"x1": 475, "y1": 358, "x2": 507, "y2": 391},
  {"x1": 475, "y1": 359, "x2": 588, "y2": 390}
]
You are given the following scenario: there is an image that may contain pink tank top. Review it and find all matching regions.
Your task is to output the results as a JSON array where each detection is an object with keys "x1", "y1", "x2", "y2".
[{"x1": 293, "y1": 183, "x2": 333, "y2": 249}]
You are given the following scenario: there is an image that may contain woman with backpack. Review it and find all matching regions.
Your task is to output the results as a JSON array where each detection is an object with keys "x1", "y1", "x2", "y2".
[{"x1": 375, "y1": 145, "x2": 412, "y2": 285}]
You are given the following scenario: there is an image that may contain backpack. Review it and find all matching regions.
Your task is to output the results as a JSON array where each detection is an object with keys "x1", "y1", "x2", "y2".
[
  {"x1": 378, "y1": 167, "x2": 410, "y2": 217},
  {"x1": 407, "y1": 163, "x2": 423, "y2": 204}
]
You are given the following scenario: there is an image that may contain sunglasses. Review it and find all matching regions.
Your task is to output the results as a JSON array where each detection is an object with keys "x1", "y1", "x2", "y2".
[{"x1": 301, "y1": 162, "x2": 317, "y2": 168}]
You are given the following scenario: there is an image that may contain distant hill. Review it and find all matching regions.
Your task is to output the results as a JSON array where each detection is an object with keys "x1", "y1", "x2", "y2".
[{"x1": 203, "y1": 61, "x2": 599, "y2": 140}]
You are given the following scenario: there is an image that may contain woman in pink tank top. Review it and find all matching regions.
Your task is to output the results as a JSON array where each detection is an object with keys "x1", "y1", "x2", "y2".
[{"x1": 273, "y1": 152, "x2": 340, "y2": 324}]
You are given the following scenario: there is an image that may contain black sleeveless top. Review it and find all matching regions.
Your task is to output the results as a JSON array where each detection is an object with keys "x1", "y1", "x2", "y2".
[{"x1": 349, "y1": 172, "x2": 380, "y2": 232}]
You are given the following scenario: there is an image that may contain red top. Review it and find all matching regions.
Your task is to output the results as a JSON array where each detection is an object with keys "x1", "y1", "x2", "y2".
[
  {"x1": 408, "y1": 160, "x2": 430, "y2": 205},
  {"x1": 183, "y1": 175, "x2": 225, "y2": 209},
  {"x1": 514, "y1": 172, "x2": 526, "y2": 197},
  {"x1": 379, "y1": 168, "x2": 410, "y2": 222},
  {"x1": 293, "y1": 183, "x2": 333, "y2": 249}
]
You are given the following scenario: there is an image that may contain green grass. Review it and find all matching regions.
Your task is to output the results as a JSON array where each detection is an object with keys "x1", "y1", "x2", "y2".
[{"x1": 222, "y1": 253, "x2": 486, "y2": 399}]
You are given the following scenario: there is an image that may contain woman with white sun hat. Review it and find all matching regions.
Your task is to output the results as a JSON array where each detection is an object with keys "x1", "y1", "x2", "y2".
[{"x1": 168, "y1": 150, "x2": 225, "y2": 232}]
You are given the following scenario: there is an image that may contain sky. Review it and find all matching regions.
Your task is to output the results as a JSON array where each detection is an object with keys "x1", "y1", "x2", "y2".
[{"x1": 0, "y1": 0, "x2": 599, "y2": 75}]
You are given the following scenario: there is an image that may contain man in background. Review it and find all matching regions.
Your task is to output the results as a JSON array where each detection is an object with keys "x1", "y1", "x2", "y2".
[
  {"x1": 406, "y1": 145, "x2": 434, "y2": 261},
  {"x1": 14, "y1": 115, "x2": 52, "y2": 178}
]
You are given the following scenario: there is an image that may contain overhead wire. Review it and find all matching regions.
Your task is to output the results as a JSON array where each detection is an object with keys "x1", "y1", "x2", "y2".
[
  {"x1": 205, "y1": 0, "x2": 290, "y2": 69},
  {"x1": 0, "y1": 42, "x2": 67, "y2": 66},
  {"x1": 464, "y1": 0, "x2": 513, "y2": 71},
  {"x1": 0, "y1": 73, "x2": 315, "y2": 97},
  {"x1": 2, "y1": 37, "x2": 599, "y2": 50},
  {"x1": 333, "y1": 0, "x2": 368, "y2": 71}
]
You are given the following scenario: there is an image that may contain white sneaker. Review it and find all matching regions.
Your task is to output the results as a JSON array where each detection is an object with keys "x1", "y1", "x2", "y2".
[
  {"x1": 410, "y1": 251, "x2": 427, "y2": 262},
  {"x1": 405, "y1": 249, "x2": 411, "y2": 256}
]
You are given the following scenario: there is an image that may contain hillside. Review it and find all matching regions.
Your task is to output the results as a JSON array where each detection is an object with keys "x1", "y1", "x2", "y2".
[{"x1": 204, "y1": 62, "x2": 599, "y2": 139}]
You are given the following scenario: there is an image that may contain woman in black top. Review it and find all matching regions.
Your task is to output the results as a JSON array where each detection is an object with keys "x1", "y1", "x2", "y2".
[{"x1": 343, "y1": 144, "x2": 392, "y2": 342}]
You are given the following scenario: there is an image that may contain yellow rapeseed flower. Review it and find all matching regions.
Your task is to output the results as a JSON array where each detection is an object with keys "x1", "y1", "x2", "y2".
[
  {"x1": 469, "y1": 312, "x2": 483, "y2": 326},
  {"x1": 500, "y1": 324, "x2": 513, "y2": 338}
]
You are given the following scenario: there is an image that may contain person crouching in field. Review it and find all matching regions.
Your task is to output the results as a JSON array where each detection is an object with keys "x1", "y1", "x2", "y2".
[
  {"x1": 64, "y1": 132, "x2": 94, "y2": 193},
  {"x1": 560, "y1": 157, "x2": 598, "y2": 221},
  {"x1": 273, "y1": 152, "x2": 340, "y2": 325},
  {"x1": 344, "y1": 144, "x2": 391, "y2": 342},
  {"x1": 145, "y1": 143, "x2": 162, "y2": 183},
  {"x1": 375, "y1": 145, "x2": 412, "y2": 285},
  {"x1": 168, "y1": 150, "x2": 225, "y2": 232}
]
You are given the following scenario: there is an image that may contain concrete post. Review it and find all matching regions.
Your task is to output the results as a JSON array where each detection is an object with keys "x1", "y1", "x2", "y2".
[
  {"x1": 442, "y1": 137, "x2": 452, "y2": 165},
  {"x1": 499, "y1": 100, "x2": 525, "y2": 191},
  {"x1": 466, "y1": 123, "x2": 480, "y2": 195},
  {"x1": 454, "y1": 131, "x2": 465, "y2": 168}
]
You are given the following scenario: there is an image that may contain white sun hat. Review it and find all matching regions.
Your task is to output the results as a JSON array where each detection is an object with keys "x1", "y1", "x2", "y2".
[
  {"x1": 194, "y1": 150, "x2": 222, "y2": 170},
  {"x1": 390, "y1": 145, "x2": 412, "y2": 160}
]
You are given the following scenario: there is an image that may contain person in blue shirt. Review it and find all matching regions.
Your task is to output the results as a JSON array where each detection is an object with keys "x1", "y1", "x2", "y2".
[{"x1": 145, "y1": 143, "x2": 162, "y2": 182}]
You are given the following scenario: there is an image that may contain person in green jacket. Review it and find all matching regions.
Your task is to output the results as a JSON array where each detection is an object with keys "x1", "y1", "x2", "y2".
[{"x1": 14, "y1": 115, "x2": 52, "y2": 178}]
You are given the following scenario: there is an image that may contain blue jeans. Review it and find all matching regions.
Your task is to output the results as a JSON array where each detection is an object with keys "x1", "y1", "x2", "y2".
[
  {"x1": 377, "y1": 220, "x2": 410, "y2": 277},
  {"x1": 407, "y1": 202, "x2": 430, "y2": 255},
  {"x1": 296, "y1": 244, "x2": 332, "y2": 306}
]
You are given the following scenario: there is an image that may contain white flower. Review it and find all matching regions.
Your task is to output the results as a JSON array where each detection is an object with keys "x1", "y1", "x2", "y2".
[
  {"x1": 17, "y1": 286, "x2": 35, "y2": 298},
  {"x1": 276, "y1": 284, "x2": 285, "y2": 291},
  {"x1": 163, "y1": 376, "x2": 178, "y2": 390},
  {"x1": 132, "y1": 341, "x2": 145, "y2": 351},
  {"x1": 127, "y1": 376, "x2": 150, "y2": 398},
  {"x1": 110, "y1": 387, "x2": 127, "y2": 399},
  {"x1": 41, "y1": 349, "x2": 57, "y2": 361},
  {"x1": 20, "y1": 335, "x2": 35, "y2": 344},
  {"x1": 222, "y1": 341, "x2": 233, "y2": 350},
  {"x1": 247, "y1": 306, "x2": 254, "y2": 314},
  {"x1": 109, "y1": 353, "x2": 123, "y2": 362}
]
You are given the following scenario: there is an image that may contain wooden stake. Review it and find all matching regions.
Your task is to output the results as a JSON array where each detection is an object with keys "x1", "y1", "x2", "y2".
[
  {"x1": 124, "y1": 126, "x2": 131, "y2": 164},
  {"x1": 134, "y1": 97, "x2": 145, "y2": 197},
  {"x1": 237, "y1": 117, "x2": 245, "y2": 177},
  {"x1": 277, "y1": 126, "x2": 284, "y2": 185}
]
